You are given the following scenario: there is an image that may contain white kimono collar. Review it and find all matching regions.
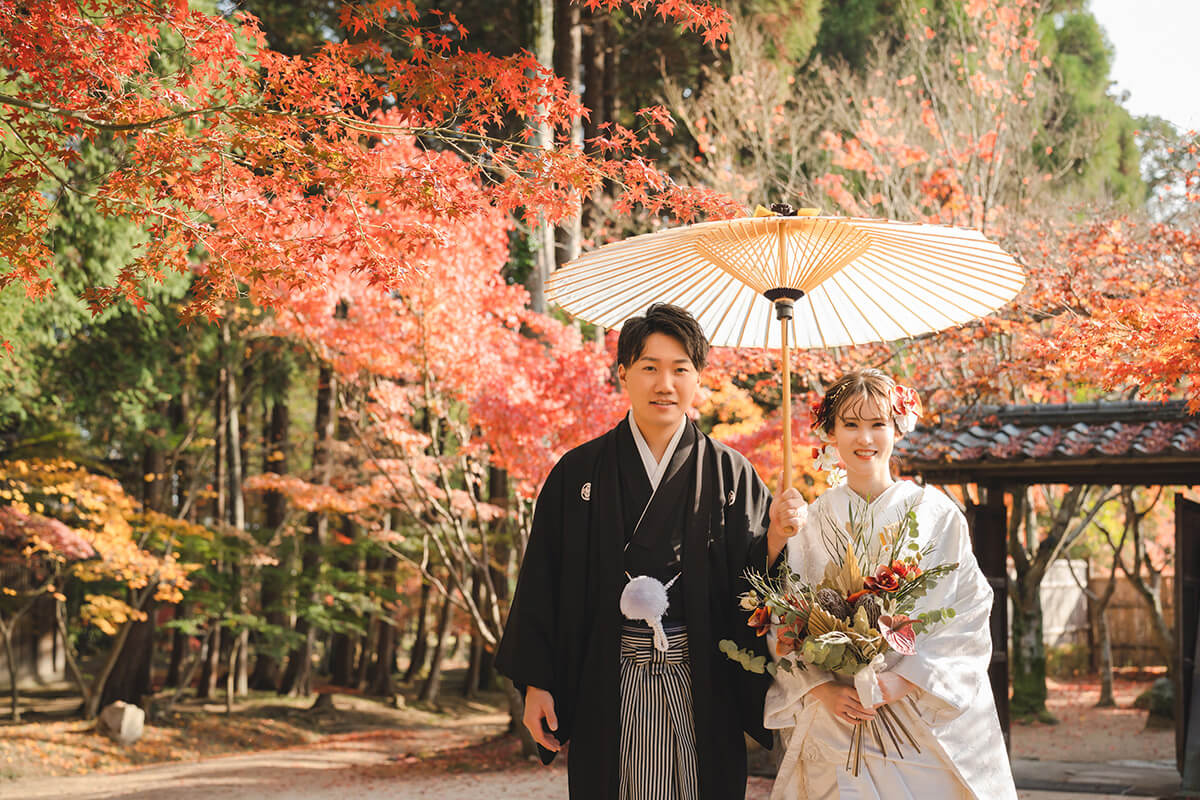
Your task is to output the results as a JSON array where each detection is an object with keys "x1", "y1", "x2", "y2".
[{"x1": 626, "y1": 410, "x2": 688, "y2": 492}]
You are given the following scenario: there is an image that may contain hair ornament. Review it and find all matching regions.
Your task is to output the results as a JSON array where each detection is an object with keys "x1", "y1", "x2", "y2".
[{"x1": 892, "y1": 384, "x2": 923, "y2": 434}]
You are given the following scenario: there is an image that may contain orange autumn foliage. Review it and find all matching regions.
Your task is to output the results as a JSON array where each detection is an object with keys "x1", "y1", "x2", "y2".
[{"x1": 0, "y1": 460, "x2": 198, "y2": 632}]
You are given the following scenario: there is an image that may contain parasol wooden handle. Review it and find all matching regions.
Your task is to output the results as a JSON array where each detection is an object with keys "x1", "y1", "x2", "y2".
[
  {"x1": 777, "y1": 305, "x2": 796, "y2": 535},
  {"x1": 781, "y1": 315, "x2": 792, "y2": 492}
]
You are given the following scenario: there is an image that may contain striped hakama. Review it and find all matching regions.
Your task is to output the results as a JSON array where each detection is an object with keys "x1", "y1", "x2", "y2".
[{"x1": 619, "y1": 624, "x2": 698, "y2": 800}]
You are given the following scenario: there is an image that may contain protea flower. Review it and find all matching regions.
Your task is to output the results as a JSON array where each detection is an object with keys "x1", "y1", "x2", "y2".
[
  {"x1": 854, "y1": 593, "x2": 882, "y2": 630},
  {"x1": 816, "y1": 587, "x2": 852, "y2": 620}
]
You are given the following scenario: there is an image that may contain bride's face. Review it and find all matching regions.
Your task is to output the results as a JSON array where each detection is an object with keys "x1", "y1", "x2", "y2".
[{"x1": 830, "y1": 392, "x2": 896, "y2": 480}]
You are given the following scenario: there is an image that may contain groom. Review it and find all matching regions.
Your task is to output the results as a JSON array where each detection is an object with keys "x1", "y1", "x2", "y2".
[{"x1": 496, "y1": 303, "x2": 808, "y2": 799}]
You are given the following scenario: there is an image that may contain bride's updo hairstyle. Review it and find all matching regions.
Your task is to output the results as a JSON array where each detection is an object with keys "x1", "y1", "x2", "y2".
[{"x1": 810, "y1": 369, "x2": 902, "y2": 440}]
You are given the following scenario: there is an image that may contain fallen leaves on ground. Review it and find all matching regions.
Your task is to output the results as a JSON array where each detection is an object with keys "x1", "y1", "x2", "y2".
[{"x1": 1011, "y1": 671, "x2": 1174, "y2": 763}]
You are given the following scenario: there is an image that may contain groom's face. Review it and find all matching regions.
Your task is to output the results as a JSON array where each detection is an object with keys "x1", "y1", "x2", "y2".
[{"x1": 617, "y1": 332, "x2": 699, "y2": 434}]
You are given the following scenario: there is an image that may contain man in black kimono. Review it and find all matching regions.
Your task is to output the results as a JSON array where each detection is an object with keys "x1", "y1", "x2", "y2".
[{"x1": 496, "y1": 303, "x2": 808, "y2": 799}]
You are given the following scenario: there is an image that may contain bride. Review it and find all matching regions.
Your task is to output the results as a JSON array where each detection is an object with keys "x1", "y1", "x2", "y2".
[{"x1": 764, "y1": 369, "x2": 1017, "y2": 800}]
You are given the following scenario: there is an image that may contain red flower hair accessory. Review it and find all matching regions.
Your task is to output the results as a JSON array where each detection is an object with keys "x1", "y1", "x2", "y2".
[
  {"x1": 809, "y1": 398, "x2": 830, "y2": 442},
  {"x1": 891, "y1": 384, "x2": 922, "y2": 434}
]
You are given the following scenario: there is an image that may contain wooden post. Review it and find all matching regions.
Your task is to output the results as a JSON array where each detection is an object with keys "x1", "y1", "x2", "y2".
[
  {"x1": 967, "y1": 484, "x2": 1010, "y2": 750},
  {"x1": 1176, "y1": 495, "x2": 1200, "y2": 786}
]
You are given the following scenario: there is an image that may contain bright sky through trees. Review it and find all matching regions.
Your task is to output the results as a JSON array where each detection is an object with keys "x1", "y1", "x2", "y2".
[{"x1": 1090, "y1": 0, "x2": 1200, "y2": 131}]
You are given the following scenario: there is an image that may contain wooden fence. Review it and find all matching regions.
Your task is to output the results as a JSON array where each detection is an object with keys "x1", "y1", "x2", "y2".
[{"x1": 1024, "y1": 558, "x2": 1174, "y2": 668}]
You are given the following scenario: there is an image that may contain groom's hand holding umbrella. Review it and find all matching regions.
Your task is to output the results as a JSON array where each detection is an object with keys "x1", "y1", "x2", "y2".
[{"x1": 767, "y1": 484, "x2": 808, "y2": 564}]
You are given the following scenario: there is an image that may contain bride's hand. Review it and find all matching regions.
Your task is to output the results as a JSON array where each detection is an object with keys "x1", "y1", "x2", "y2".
[
  {"x1": 809, "y1": 682, "x2": 877, "y2": 725},
  {"x1": 873, "y1": 672, "x2": 916, "y2": 707}
]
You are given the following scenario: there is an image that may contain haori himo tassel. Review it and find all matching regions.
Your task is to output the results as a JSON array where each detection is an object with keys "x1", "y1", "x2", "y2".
[{"x1": 620, "y1": 573, "x2": 680, "y2": 652}]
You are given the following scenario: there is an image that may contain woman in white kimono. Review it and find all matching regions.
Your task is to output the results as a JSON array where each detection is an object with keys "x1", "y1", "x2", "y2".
[{"x1": 764, "y1": 369, "x2": 1017, "y2": 800}]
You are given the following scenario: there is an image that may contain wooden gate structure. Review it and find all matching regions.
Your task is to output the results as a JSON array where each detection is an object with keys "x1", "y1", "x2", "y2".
[
  {"x1": 895, "y1": 399, "x2": 1200, "y2": 772},
  {"x1": 1179, "y1": 496, "x2": 1200, "y2": 790}
]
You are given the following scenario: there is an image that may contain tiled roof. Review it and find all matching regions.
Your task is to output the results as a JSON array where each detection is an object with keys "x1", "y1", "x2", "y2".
[{"x1": 896, "y1": 400, "x2": 1200, "y2": 466}]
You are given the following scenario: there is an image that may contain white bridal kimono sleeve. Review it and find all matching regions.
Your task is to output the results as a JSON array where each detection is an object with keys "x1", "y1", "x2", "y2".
[{"x1": 762, "y1": 482, "x2": 1017, "y2": 800}]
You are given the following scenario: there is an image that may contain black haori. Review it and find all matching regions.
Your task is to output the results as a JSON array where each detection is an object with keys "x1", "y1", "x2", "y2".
[{"x1": 497, "y1": 416, "x2": 777, "y2": 800}]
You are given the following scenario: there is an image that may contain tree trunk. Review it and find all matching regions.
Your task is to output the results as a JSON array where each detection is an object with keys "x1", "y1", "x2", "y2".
[
  {"x1": 99, "y1": 599, "x2": 156, "y2": 710},
  {"x1": 142, "y1": 404, "x2": 168, "y2": 514},
  {"x1": 581, "y1": 13, "x2": 605, "y2": 150},
  {"x1": 463, "y1": 569, "x2": 486, "y2": 698},
  {"x1": 198, "y1": 352, "x2": 230, "y2": 705},
  {"x1": 1009, "y1": 581, "x2": 1048, "y2": 719},
  {"x1": 354, "y1": 619, "x2": 376, "y2": 690},
  {"x1": 84, "y1": 588, "x2": 152, "y2": 720},
  {"x1": 213, "y1": 350, "x2": 228, "y2": 528},
  {"x1": 250, "y1": 370, "x2": 291, "y2": 690},
  {"x1": 224, "y1": 320, "x2": 250, "y2": 697},
  {"x1": 417, "y1": 587, "x2": 454, "y2": 704},
  {"x1": 1091, "y1": 560, "x2": 1121, "y2": 707},
  {"x1": 367, "y1": 550, "x2": 400, "y2": 697},
  {"x1": 163, "y1": 625, "x2": 216, "y2": 712},
  {"x1": 554, "y1": 0, "x2": 582, "y2": 269},
  {"x1": 403, "y1": 581, "x2": 432, "y2": 683},
  {"x1": 225, "y1": 631, "x2": 241, "y2": 714},
  {"x1": 528, "y1": 0, "x2": 555, "y2": 313},
  {"x1": 1, "y1": 618, "x2": 21, "y2": 722},
  {"x1": 278, "y1": 620, "x2": 314, "y2": 697},
  {"x1": 464, "y1": 634, "x2": 484, "y2": 699},
  {"x1": 601, "y1": 24, "x2": 618, "y2": 133},
  {"x1": 199, "y1": 623, "x2": 222, "y2": 701},
  {"x1": 168, "y1": 394, "x2": 186, "y2": 517},
  {"x1": 165, "y1": 602, "x2": 189, "y2": 688},
  {"x1": 55, "y1": 600, "x2": 89, "y2": 711},
  {"x1": 330, "y1": 631, "x2": 354, "y2": 687},
  {"x1": 1007, "y1": 485, "x2": 1094, "y2": 720},
  {"x1": 1122, "y1": 488, "x2": 1175, "y2": 677},
  {"x1": 1129, "y1": 570, "x2": 1175, "y2": 674},
  {"x1": 1095, "y1": 605, "x2": 1115, "y2": 706},
  {"x1": 279, "y1": 361, "x2": 337, "y2": 696},
  {"x1": 483, "y1": 465, "x2": 510, "y2": 693},
  {"x1": 369, "y1": 618, "x2": 397, "y2": 697}
]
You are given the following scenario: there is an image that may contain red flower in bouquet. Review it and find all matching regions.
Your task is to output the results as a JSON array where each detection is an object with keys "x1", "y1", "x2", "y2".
[
  {"x1": 747, "y1": 605, "x2": 771, "y2": 636},
  {"x1": 891, "y1": 560, "x2": 910, "y2": 578},
  {"x1": 864, "y1": 565, "x2": 901, "y2": 593},
  {"x1": 878, "y1": 614, "x2": 917, "y2": 655}
]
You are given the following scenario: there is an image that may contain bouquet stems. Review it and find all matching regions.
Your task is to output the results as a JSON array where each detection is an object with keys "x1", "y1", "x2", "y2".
[{"x1": 844, "y1": 704, "x2": 922, "y2": 774}]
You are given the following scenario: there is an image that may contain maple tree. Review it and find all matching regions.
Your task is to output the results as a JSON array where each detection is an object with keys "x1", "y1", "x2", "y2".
[
  {"x1": 0, "y1": 0, "x2": 738, "y2": 343},
  {"x1": 0, "y1": 459, "x2": 201, "y2": 718},
  {"x1": 1033, "y1": 131, "x2": 1200, "y2": 412},
  {"x1": 0, "y1": 505, "x2": 94, "y2": 721},
  {"x1": 243, "y1": 132, "x2": 623, "y2": 718}
]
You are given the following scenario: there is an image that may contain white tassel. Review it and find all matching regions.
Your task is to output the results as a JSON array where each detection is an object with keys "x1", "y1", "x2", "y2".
[{"x1": 620, "y1": 574, "x2": 677, "y2": 652}]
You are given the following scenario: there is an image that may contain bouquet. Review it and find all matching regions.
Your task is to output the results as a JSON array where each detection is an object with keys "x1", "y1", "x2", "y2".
[{"x1": 719, "y1": 492, "x2": 959, "y2": 775}]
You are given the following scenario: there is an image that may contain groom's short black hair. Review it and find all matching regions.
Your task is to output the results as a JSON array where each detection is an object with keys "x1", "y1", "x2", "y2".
[{"x1": 616, "y1": 303, "x2": 709, "y2": 371}]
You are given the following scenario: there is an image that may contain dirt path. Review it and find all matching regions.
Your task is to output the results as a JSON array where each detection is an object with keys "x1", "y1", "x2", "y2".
[
  {"x1": 2, "y1": 743, "x2": 1135, "y2": 800},
  {"x1": 0, "y1": 674, "x2": 1172, "y2": 799}
]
